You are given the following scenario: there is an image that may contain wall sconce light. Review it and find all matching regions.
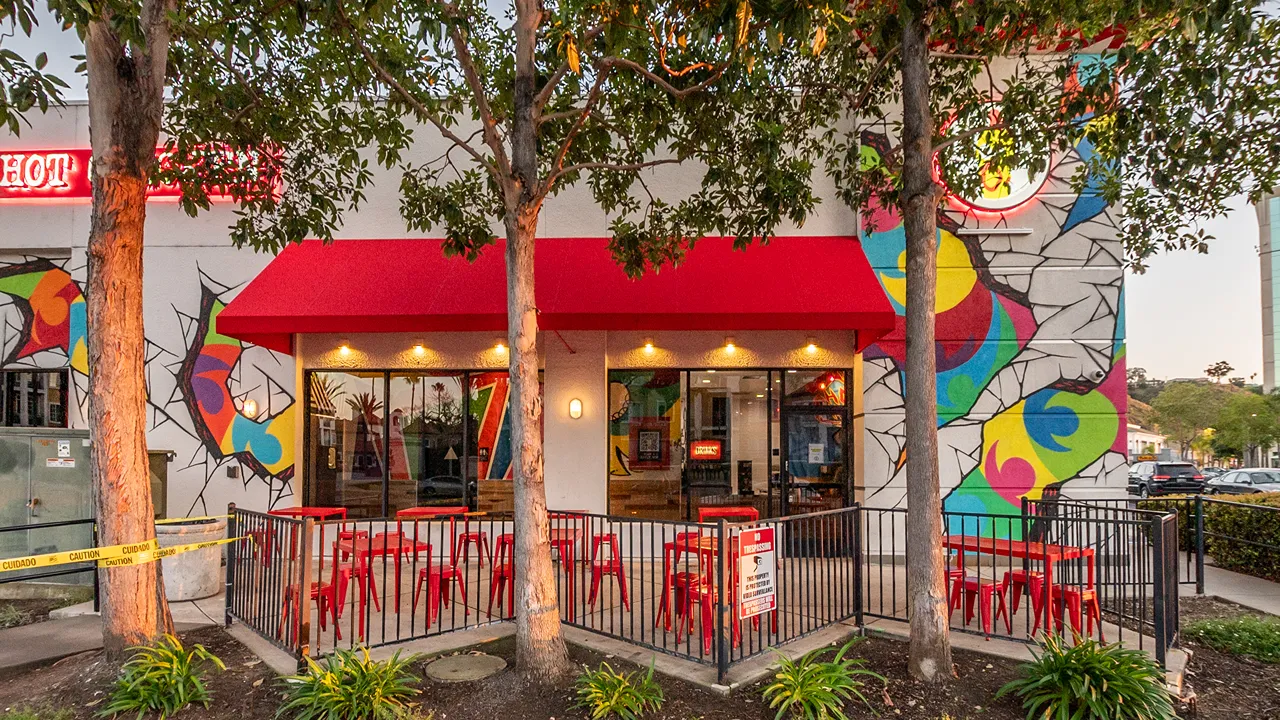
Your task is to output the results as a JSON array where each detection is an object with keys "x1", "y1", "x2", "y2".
[
  {"x1": 805, "y1": 337, "x2": 818, "y2": 354},
  {"x1": 241, "y1": 398, "x2": 258, "y2": 419},
  {"x1": 724, "y1": 336, "x2": 736, "y2": 354},
  {"x1": 643, "y1": 337, "x2": 655, "y2": 354},
  {"x1": 568, "y1": 398, "x2": 583, "y2": 419},
  {"x1": 338, "y1": 341, "x2": 352, "y2": 357},
  {"x1": 494, "y1": 339, "x2": 507, "y2": 355},
  {"x1": 412, "y1": 341, "x2": 426, "y2": 356}
]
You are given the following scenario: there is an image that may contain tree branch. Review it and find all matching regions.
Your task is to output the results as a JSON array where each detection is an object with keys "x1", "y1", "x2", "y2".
[
  {"x1": 557, "y1": 157, "x2": 683, "y2": 175},
  {"x1": 543, "y1": 66, "x2": 612, "y2": 189},
  {"x1": 444, "y1": 7, "x2": 513, "y2": 178},
  {"x1": 533, "y1": 23, "x2": 607, "y2": 118},
  {"x1": 594, "y1": 56, "x2": 726, "y2": 98},
  {"x1": 344, "y1": 25, "x2": 499, "y2": 181}
]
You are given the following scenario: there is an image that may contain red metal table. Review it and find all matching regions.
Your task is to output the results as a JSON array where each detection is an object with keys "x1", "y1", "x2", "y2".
[
  {"x1": 338, "y1": 533, "x2": 431, "y2": 612},
  {"x1": 942, "y1": 535, "x2": 1096, "y2": 634},
  {"x1": 697, "y1": 506, "x2": 760, "y2": 523},
  {"x1": 264, "y1": 506, "x2": 348, "y2": 561}
]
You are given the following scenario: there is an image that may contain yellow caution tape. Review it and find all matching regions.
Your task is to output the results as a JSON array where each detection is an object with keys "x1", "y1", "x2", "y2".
[
  {"x1": 155, "y1": 514, "x2": 232, "y2": 525},
  {"x1": 0, "y1": 538, "x2": 160, "y2": 573},
  {"x1": 97, "y1": 536, "x2": 247, "y2": 568},
  {"x1": 1, "y1": 534, "x2": 251, "y2": 574}
]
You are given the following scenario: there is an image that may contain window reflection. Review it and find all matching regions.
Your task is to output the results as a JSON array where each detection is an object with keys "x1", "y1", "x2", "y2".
[
  {"x1": 306, "y1": 371, "x2": 384, "y2": 518},
  {"x1": 388, "y1": 373, "x2": 466, "y2": 513}
]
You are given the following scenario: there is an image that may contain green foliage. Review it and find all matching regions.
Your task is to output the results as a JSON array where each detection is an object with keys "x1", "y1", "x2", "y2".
[
  {"x1": 1151, "y1": 382, "x2": 1233, "y2": 456},
  {"x1": 1185, "y1": 614, "x2": 1280, "y2": 662},
  {"x1": 1202, "y1": 494, "x2": 1280, "y2": 581},
  {"x1": 101, "y1": 634, "x2": 226, "y2": 720},
  {"x1": 279, "y1": 649, "x2": 420, "y2": 720},
  {"x1": 997, "y1": 634, "x2": 1174, "y2": 720},
  {"x1": 0, "y1": 0, "x2": 69, "y2": 134},
  {"x1": 1209, "y1": 393, "x2": 1280, "y2": 459},
  {"x1": 573, "y1": 662, "x2": 664, "y2": 720},
  {"x1": 761, "y1": 640, "x2": 884, "y2": 720},
  {"x1": 0, "y1": 603, "x2": 30, "y2": 629}
]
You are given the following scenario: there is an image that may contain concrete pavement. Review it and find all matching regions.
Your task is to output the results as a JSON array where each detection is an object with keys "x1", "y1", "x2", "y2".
[{"x1": 1182, "y1": 564, "x2": 1280, "y2": 616}]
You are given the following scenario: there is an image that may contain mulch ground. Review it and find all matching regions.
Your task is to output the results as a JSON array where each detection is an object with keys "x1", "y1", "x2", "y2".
[
  {"x1": 1177, "y1": 596, "x2": 1280, "y2": 720},
  {"x1": 3, "y1": 600, "x2": 1276, "y2": 720},
  {"x1": 0, "y1": 597, "x2": 83, "y2": 629}
]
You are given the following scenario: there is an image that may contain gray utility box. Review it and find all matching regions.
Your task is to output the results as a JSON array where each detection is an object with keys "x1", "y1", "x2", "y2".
[{"x1": 0, "y1": 428, "x2": 93, "y2": 584}]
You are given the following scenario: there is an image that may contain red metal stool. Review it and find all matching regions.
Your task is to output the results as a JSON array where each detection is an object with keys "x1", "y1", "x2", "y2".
[
  {"x1": 673, "y1": 572, "x2": 716, "y2": 654},
  {"x1": 455, "y1": 527, "x2": 491, "y2": 568},
  {"x1": 1002, "y1": 569, "x2": 1044, "y2": 616},
  {"x1": 487, "y1": 533, "x2": 515, "y2": 618},
  {"x1": 413, "y1": 562, "x2": 469, "y2": 619},
  {"x1": 1031, "y1": 578, "x2": 1105, "y2": 642},
  {"x1": 587, "y1": 533, "x2": 629, "y2": 610},
  {"x1": 950, "y1": 575, "x2": 1012, "y2": 637}
]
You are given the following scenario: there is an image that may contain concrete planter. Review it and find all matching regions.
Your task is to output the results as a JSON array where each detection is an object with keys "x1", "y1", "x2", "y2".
[{"x1": 156, "y1": 518, "x2": 226, "y2": 601}]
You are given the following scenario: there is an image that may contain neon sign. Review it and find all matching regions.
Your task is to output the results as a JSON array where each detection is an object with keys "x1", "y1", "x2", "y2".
[
  {"x1": 935, "y1": 104, "x2": 1049, "y2": 213},
  {"x1": 0, "y1": 148, "x2": 274, "y2": 202}
]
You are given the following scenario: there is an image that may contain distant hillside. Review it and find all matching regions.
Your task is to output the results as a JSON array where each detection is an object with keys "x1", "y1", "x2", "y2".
[{"x1": 1129, "y1": 396, "x2": 1156, "y2": 428}]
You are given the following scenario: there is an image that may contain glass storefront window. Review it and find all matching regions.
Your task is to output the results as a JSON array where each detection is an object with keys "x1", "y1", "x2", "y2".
[
  {"x1": 3, "y1": 370, "x2": 68, "y2": 427},
  {"x1": 387, "y1": 373, "x2": 466, "y2": 513},
  {"x1": 306, "y1": 371, "x2": 385, "y2": 518},
  {"x1": 608, "y1": 368, "x2": 851, "y2": 521},
  {"x1": 304, "y1": 369, "x2": 532, "y2": 517},
  {"x1": 607, "y1": 370, "x2": 684, "y2": 519},
  {"x1": 783, "y1": 369, "x2": 847, "y2": 406}
]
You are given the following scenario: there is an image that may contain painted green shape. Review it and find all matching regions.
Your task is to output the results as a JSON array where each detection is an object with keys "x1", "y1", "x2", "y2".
[{"x1": 0, "y1": 271, "x2": 47, "y2": 299}]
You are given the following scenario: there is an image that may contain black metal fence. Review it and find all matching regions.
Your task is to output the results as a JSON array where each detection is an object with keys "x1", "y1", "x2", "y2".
[
  {"x1": 0, "y1": 518, "x2": 99, "y2": 611},
  {"x1": 227, "y1": 501, "x2": 1182, "y2": 677}
]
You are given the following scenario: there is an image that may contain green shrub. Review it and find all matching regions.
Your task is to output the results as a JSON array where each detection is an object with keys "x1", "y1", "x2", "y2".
[
  {"x1": 1201, "y1": 494, "x2": 1280, "y2": 582},
  {"x1": 1184, "y1": 614, "x2": 1280, "y2": 662},
  {"x1": 0, "y1": 604, "x2": 30, "y2": 629},
  {"x1": 573, "y1": 662, "x2": 664, "y2": 720},
  {"x1": 762, "y1": 640, "x2": 884, "y2": 720},
  {"x1": 280, "y1": 648, "x2": 419, "y2": 720},
  {"x1": 101, "y1": 634, "x2": 225, "y2": 720},
  {"x1": 997, "y1": 634, "x2": 1174, "y2": 720}
]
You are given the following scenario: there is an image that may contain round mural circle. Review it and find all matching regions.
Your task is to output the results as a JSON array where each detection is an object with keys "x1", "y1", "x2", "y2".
[{"x1": 937, "y1": 104, "x2": 1049, "y2": 212}]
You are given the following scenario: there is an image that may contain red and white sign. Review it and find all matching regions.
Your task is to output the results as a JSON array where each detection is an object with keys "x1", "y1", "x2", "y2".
[
  {"x1": 737, "y1": 527, "x2": 776, "y2": 619},
  {"x1": 689, "y1": 440, "x2": 722, "y2": 460},
  {"x1": 0, "y1": 148, "x2": 274, "y2": 201}
]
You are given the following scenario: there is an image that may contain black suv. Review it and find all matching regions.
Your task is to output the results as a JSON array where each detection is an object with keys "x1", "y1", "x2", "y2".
[{"x1": 1127, "y1": 461, "x2": 1205, "y2": 498}]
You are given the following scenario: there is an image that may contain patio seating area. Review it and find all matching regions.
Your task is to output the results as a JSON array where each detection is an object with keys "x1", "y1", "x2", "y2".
[{"x1": 227, "y1": 500, "x2": 1180, "y2": 681}]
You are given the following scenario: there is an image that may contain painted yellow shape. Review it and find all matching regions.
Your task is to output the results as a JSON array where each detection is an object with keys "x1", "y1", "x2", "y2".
[{"x1": 882, "y1": 230, "x2": 977, "y2": 313}]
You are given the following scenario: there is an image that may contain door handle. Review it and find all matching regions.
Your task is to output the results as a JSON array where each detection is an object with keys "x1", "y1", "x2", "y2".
[{"x1": 27, "y1": 497, "x2": 39, "y2": 516}]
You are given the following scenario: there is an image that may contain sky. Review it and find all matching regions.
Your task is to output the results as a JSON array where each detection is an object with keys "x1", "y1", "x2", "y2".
[{"x1": 5, "y1": 14, "x2": 1270, "y2": 384}]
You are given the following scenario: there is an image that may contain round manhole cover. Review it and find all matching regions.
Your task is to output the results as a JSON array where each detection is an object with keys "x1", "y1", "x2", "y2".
[{"x1": 424, "y1": 653, "x2": 507, "y2": 682}]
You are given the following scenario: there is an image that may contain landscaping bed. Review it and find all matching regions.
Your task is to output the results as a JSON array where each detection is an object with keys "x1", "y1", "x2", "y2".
[
  {"x1": 1178, "y1": 596, "x2": 1280, "y2": 720},
  {"x1": 7, "y1": 614, "x2": 1274, "y2": 719},
  {"x1": 0, "y1": 597, "x2": 84, "y2": 629}
]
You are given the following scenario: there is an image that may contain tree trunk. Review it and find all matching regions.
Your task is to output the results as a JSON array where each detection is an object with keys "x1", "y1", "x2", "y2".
[
  {"x1": 505, "y1": 0, "x2": 572, "y2": 681},
  {"x1": 84, "y1": 3, "x2": 173, "y2": 659},
  {"x1": 899, "y1": 8, "x2": 953, "y2": 683}
]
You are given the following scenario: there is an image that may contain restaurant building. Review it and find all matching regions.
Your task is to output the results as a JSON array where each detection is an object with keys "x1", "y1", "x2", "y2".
[{"x1": 0, "y1": 104, "x2": 1129, "y2": 525}]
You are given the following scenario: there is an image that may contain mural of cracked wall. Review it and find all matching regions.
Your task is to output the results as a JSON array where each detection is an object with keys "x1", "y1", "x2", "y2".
[
  {"x1": 0, "y1": 254, "x2": 295, "y2": 516},
  {"x1": 859, "y1": 89, "x2": 1128, "y2": 523}
]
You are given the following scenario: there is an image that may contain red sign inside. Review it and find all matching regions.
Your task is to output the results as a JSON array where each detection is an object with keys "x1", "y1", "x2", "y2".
[
  {"x1": 0, "y1": 148, "x2": 267, "y2": 201},
  {"x1": 689, "y1": 440, "x2": 722, "y2": 460}
]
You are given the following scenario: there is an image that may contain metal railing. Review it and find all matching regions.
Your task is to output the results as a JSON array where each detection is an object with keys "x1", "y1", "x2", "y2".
[
  {"x1": 0, "y1": 517, "x2": 99, "y2": 611},
  {"x1": 228, "y1": 501, "x2": 1182, "y2": 674}
]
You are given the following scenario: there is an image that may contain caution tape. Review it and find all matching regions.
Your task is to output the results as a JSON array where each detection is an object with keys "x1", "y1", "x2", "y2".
[
  {"x1": 97, "y1": 536, "x2": 247, "y2": 568},
  {"x1": 1, "y1": 534, "x2": 251, "y2": 574},
  {"x1": 1, "y1": 538, "x2": 160, "y2": 573}
]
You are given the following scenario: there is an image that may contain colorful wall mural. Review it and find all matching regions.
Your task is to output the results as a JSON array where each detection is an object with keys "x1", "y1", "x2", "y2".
[
  {"x1": 0, "y1": 256, "x2": 296, "y2": 515},
  {"x1": 859, "y1": 81, "x2": 1128, "y2": 521}
]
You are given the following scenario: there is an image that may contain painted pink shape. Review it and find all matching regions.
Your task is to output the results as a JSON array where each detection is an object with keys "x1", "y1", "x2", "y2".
[
  {"x1": 865, "y1": 197, "x2": 900, "y2": 233},
  {"x1": 985, "y1": 441, "x2": 1037, "y2": 506}
]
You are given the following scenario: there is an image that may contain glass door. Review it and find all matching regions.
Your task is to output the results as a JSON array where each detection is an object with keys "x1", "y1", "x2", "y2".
[{"x1": 779, "y1": 410, "x2": 850, "y2": 516}]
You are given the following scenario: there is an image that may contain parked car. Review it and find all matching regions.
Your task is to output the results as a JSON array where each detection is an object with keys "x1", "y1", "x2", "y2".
[
  {"x1": 1205, "y1": 468, "x2": 1280, "y2": 495},
  {"x1": 1202, "y1": 467, "x2": 1225, "y2": 480},
  {"x1": 1127, "y1": 461, "x2": 1205, "y2": 498}
]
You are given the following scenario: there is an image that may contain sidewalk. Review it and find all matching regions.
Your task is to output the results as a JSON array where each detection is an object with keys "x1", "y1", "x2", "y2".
[
  {"x1": 1182, "y1": 564, "x2": 1280, "y2": 616},
  {"x1": 0, "y1": 594, "x2": 222, "y2": 678}
]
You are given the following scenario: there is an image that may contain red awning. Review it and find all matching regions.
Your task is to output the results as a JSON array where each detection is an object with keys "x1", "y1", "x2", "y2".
[{"x1": 217, "y1": 237, "x2": 896, "y2": 354}]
